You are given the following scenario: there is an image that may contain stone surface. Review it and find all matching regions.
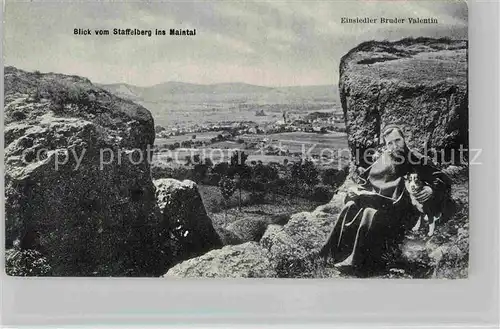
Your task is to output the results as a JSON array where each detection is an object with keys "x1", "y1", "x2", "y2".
[
  {"x1": 260, "y1": 210, "x2": 337, "y2": 278},
  {"x1": 214, "y1": 224, "x2": 244, "y2": 246},
  {"x1": 164, "y1": 242, "x2": 276, "y2": 278},
  {"x1": 4, "y1": 66, "x2": 170, "y2": 276},
  {"x1": 226, "y1": 218, "x2": 269, "y2": 242},
  {"x1": 154, "y1": 178, "x2": 223, "y2": 262},
  {"x1": 339, "y1": 38, "x2": 468, "y2": 166}
]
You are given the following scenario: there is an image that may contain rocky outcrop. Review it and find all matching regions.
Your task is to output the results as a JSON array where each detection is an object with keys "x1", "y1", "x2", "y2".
[
  {"x1": 160, "y1": 190, "x2": 346, "y2": 279},
  {"x1": 154, "y1": 179, "x2": 222, "y2": 262},
  {"x1": 4, "y1": 67, "x2": 170, "y2": 276},
  {"x1": 226, "y1": 218, "x2": 268, "y2": 242},
  {"x1": 164, "y1": 242, "x2": 276, "y2": 278},
  {"x1": 339, "y1": 37, "x2": 468, "y2": 166},
  {"x1": 213, "y1": 225, "x2": 244, "y2": 246},
  {"x1": 260, "y1": 208, "x2": 337, "y2": 278},
  {"x1": 336, "y1": 38, "x2": 469, "y2": 278}
]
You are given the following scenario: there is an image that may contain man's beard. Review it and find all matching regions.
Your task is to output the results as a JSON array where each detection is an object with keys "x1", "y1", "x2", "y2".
[{"x1": 388, "y1": 146, "x2": 408, "y2": 165}]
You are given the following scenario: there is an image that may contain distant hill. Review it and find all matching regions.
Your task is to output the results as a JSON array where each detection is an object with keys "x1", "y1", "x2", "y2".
[
  {"x1": 99, "y1": 81, "x2": 339, "y2": 104},
  {"x1": 99, "y1": 83, "x2": 144, "y2": 99},
  {"x1": 152, "y1": 81, "x2": 273, "y2": 94}
]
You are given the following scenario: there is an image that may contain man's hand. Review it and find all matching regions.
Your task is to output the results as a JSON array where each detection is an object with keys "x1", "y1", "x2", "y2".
[{"x1": 415, "y1": 185, "x2": 433, "y2": 203}]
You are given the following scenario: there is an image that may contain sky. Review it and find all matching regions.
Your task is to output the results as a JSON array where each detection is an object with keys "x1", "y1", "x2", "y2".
[{"x1": 3, "y1": 0, "x2": 468, "y2": 87}]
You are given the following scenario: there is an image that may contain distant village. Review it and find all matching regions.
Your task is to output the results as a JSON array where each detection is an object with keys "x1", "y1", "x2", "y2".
[{"x1": 155, "y1": 109, "x2": 345, "y2": 141}]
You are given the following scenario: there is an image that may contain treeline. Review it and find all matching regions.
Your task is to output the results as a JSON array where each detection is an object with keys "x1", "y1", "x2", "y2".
[{"x1": 151, "y1": 151, "x2": 349, "y2": 204}]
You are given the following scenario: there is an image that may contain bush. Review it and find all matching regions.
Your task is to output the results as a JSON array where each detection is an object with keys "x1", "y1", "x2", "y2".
[
  {"x1": 321, "y1": 167, "x2": 348, "y2": 189},
  {"x1": 213, "y1": 162, "x2": 230, "y2": 176},
  {"x1": 321, "y1": 168, "x2": 339, "y2": 186},
  {"x1": 203, "y1": 173, "x2": 221, "y2": 186},
  {"x1": 249, "y1": 191, "x2": 266, "y2": 204},
  {"x1": 230, "y1": 150, "x2": 249, "y2": 167},
  {"x1": 34, "y1": 81, "x2": 91, "y2": 111},
  {"x1": 302, "y1": 159, "x2": 319, "y2": 187},
  {"x1": 252, "y1": 163, "x2": 279, "y2": 182},
  {"x1": 311, "y1": 185, "x2": 334, "y2": 203},
  {"x1": 218, "y1": 176, "x2": 236, "y2": 201},
  {"x1": 193, "y1": 163, "x2": 210, "y2": 183}
]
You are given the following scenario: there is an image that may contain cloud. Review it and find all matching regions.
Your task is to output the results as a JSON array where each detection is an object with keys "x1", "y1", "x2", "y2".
[{"x1": 4, "y1": 0, "x2": 468, "y2": 86}]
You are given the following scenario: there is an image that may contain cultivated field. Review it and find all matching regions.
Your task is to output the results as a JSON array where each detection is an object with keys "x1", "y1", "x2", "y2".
[{"x1": 153, "y1": 130, "x2": 349, "y2": 168}]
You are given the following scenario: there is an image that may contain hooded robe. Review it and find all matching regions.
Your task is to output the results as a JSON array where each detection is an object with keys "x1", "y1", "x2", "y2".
[{"x1": 319, "y1": 147, "x2": 452, "y2": 274}]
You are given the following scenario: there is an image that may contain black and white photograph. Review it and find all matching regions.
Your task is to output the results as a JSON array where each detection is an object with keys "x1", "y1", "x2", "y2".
[{"x1": 3, "y1": 0, "x2": 469, "y2": 279}]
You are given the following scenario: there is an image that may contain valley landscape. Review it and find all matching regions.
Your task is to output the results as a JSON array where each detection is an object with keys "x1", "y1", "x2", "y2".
[
  {"x1": 101, "y1": 80, "x2": 350, "y2": 174},
  {"x1": 99, "y1": 81, "x2": 351, "y2": 239},
  {"x1": 4, "y1": 38, "x2": 469, "y2": 280},
  {"x1": 100, "y1": 81, "x2": 349, "y2": 168}
]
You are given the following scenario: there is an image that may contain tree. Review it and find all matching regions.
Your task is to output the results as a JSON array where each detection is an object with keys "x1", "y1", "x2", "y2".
[
  {"x1": 290, "y1": 160, "x2": 305, "y2": 181},
  {"x1": 230, "y1": 150, "x2": 248, "y2": 167},
  {"x1": 193, "y1": 163, "x2": 209, "y2": 183},
  {"x1": 321, "y1": 166, "x2": 349, "y2": 189},
  {"x1": 322, "y1": 168, "x2": 340, "y2": 187},
  {"x1": 213, "y1": 162, "x2": 229, "y2": 177},
  {"x1": 203, "y1": 157, "x2": 213, "y2": 168},
  {"x1": 302, "y1": 159, "x2": 319, "y2": 187},
  {"x1": 218, "y1": 176, "x2": 236, "y2": 219}
]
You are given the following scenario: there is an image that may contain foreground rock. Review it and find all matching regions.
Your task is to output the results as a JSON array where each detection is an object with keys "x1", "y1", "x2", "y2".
[
  {"x1": 164, "y1": 242, "x2": 276, "y2": 278},
  {"x1": 4, "y1": 67, "x2": 170, "y2": 276},
  {"x1": 226, "y1": 218, "x2": 268, "y2": 242},
  {"x1": 260, "y1": 208, "x2": 337, "y2": 278},
  {"x1": 154, "y1": 179, "x2": 222, "y2": 261},
  {"x1": 213, "y1": 225, "x2": 244, "y2": 246},
  {"x1": 339, "y1": 37, "x2": 468, "y2": 165},
  {"x1": 431, "y1": 224, "x2": 469, "y2": 279}
]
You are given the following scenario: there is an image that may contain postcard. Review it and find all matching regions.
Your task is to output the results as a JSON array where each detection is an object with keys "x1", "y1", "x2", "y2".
[{"x1": 3, "y1": 0, "x2": 468, "y2": 278}]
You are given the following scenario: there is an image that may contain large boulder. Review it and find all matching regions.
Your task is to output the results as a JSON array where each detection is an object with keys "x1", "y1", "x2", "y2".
[
  {"x1": 260, "y1": 208, "x2": 337, "y2": 278},
  {"x1": 339, "y1": 37, "x2": 468, "y2": 166},
  {"x1": 163, "y1": 242, "x2": 276, "y2": 278},
  {"x1": 213, "y1": 224, "x2": 244, "y2": 246},
  {"x1": 154, "y1": 178, "x2": 223, "y2": 262},
  {"x1": 226, "y1": 218, "x2": 269, "y2": 242},
  {"x1": 4, "y1": 67, "x2": 171, "y2": 276}
]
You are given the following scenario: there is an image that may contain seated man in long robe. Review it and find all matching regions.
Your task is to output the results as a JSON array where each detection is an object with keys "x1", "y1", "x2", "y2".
[{"x1": 319, "y1": 124, "x2": 452, "y2": 275}]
